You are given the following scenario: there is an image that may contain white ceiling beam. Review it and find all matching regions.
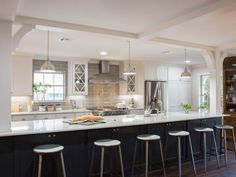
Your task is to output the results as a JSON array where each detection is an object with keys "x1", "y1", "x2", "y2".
[
  {"x1": 15, "y1": 15, "x2": 138, "y2": 39},
  {"x1": 151, "y1": 37, "x2": 216, "y2": 51},
  {"x1": 12, "y1": 24, "x2": 34, "y2": 52},
  {"x1": 217, "y1": 42, "x2": 236, "y2": 51},
  {"x1": 139, "y1": 0, "x2": 236, "y2": 40}
]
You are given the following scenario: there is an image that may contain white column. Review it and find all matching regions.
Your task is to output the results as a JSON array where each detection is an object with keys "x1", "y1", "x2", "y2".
[
  {"x1": 0, "y1": 20, "x2": 12, "y2": 132},
  {"x1": 201, "y1": 50, "x2": 217, "y2": 114}
]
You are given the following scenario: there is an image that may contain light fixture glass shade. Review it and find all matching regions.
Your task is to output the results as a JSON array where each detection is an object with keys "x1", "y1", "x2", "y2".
[
  {"x1": 40, "y1": 31, "x2": 55, "y2": 73},
  {"x1": 123, "y1": 65, "x2": 136, "y2": 75},
  {"x1": 123, "y1": 41, "x2": 136, "y2": 75},
  {"x1": 181, "y1": 67, "x2": 191, "y2": 78},
  {"x1": 40, "y1": 60, "x2": 55, "y2": 72}
]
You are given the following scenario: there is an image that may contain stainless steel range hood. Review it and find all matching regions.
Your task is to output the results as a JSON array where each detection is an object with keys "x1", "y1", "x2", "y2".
[{"x1": 89, "y1": 61, "x2": 124, "y2": 84}]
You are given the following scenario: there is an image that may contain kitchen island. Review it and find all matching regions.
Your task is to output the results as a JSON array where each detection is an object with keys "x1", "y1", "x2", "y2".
[{"x1": 0, "y1": 112, "x2": 223, "y2": 177}]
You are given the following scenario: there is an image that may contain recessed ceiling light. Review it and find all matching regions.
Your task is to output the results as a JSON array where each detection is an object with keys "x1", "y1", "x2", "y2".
[
  {"x1": 162, "y1": 50, "x2": 171, "y2": 54},
  {"x1": 59, "y1": 37, "x2": 70, "y2": 42},
  {"x1": 100, "y1": 51, "x2": 108, "y2": 56},
  {"x1": 185, "y1": 60, "x2": 191, "y2": 64}
]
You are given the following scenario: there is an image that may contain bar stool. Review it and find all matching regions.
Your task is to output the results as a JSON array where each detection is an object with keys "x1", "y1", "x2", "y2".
[
  {"x1": 33, "y1": 144, "x2": 66, "y2": 177},
  {"x1": 215, "y1": 125, "x2": 236, "y2": 166},
  {"x1": 194, "y1": 127, "x2": 220, "y2": 172},
  {"x1": 167, "y1": 131, "x2": 196, "y2": 177},
  {"x1": 89, "y1": 139, "x2": 124, "y2": 177},
  {"x1": 131, "y1": 134, "x2": 166, "y2": 177}
]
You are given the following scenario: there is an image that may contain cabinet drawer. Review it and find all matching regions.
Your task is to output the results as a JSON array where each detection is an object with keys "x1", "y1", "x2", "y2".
[
  {"x1": 12, "y1": 115, "x2": 35, "y2": 121},
  {"x1": 55, "y1": 113, "x2": 75, "y2": 119},
  {"x1": 34, "y1": 114, "x2": 55, "y2": 120}
]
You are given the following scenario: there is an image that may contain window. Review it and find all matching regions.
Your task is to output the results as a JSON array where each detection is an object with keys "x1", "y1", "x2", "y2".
[
  {"x1": 33, "y1": 72, "x2": 65, "y2": 101},
  {"x1": 200, "y1": 74, "x2": 210, "y2": 111}
]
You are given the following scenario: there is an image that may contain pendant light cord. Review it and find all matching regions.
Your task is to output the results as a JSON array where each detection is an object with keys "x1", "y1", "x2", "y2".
[
  {"x1": 47, "y1": 30, "x2": 49, "y2": 61},
  {"x1": 128, "y1": 40, "x2": 131, "y2": 67}
]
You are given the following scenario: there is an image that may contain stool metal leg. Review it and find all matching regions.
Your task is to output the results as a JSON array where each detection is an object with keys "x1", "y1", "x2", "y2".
[
  {"x1": 203, "y1": 132, "x2": 207, "y2": 173},
  {"x1": 145, "y1": 141, "x2": 149, "y2": 177},
  {"x1": 188, "y1": 135, "x2": 196, "y2": 176},
  {"x1": 131, "y1": 140, "x2": 137, "y2": 177},
  {"x1": 177, "y1": 137, "x2": 181, "y2": 177},
  {"x1": 231, "y1": 129, "x2": 236, "y2": 158},
  {"x1": 60, "y1": 152, "x2": 67, "y2": 177},
  {"x1": 100, "y1": 147, "x2": 105, "y2": 177},
  {"x1": 89, "y1": 145, "x2": 95, "y2": 177},
  {"x1": 223, "y1": 130, "x2": 227, "y2": 166},
  {"x1": 118, "y1": 145, "x2": 125, "y2": 177},
  {"x1": 212, "y1": 131, "x2": 220, "y2": 169},
  {"x1": 159, "y1": 140, "x2": 166, "y2": 177},
  {"x1": 37, "y1": 154, "x2": 42, "y2": 177}
]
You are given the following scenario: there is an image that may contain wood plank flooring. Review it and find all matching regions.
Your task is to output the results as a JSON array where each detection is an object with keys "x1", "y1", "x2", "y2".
[{"x1": 146, "y1": 151, "x2": 236, "y2": 177}]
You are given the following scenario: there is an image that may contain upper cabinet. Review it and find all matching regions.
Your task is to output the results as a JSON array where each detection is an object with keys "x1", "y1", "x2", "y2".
[
  {"x1": 11, "y1": 55, "x2": 33, "y2": 96},
  {"x1": 72, "y1": 61, "x2": 88, "y2": 95},
  {"x1": 223, "y1": 57, "x2": 236, "y2": 114},
  {"x1": 145, "y1": 63, "x2": 168, "y2": 81}
]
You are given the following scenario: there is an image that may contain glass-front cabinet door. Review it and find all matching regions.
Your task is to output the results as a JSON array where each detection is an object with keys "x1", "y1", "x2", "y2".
[
  {"x1": 223, "y1": 57, "x2": 236, "y2": 114},
  {"x1": 72, "y1": 62, "x2": 88, "y2": 95},
  {"x1": 127, "y1": 75, "x2": 136, "y2": 93}
]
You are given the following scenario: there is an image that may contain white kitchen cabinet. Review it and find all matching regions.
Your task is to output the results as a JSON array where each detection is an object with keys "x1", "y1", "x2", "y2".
[
  {"x1": 12, "y1": 115, "x2": 35, "y2": 121},
  {"x1": 11, "y1": 55, "x2": 33, "y2": 96},
  {"x1": 168, "y1": 66, "x2": 184, "y2": 81},
  {"x1": 167, "y1": 80, "x2": 191, "y2": 112},
  {"x1": 72, "y1": 62, "x2": 88, "y2": 95},
  {"x1": 145, "y1": 63, "x2": 168, "y2": 81}
]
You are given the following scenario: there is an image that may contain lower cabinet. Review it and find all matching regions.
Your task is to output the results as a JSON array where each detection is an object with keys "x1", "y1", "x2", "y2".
[
  {"x1": 0, "y1": 137, "x2": 14, "y2": 177},
  {"x1": 87, "y1": 126, "x2": 145, "y2": 177},
  {"x1": 187, "y1": 117, "x2": 222, "y2": 160},
  {"x1": 14, "y1": 131, "x2": 87, "y2": 177},
  {"x1": 164, "y1": 121, "x2": 187, "y2": 164}
]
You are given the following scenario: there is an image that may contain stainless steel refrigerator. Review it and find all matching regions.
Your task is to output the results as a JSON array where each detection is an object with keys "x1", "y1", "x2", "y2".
[{"x1": 145, "y1": 81, "x2": 167, "y2": 113}]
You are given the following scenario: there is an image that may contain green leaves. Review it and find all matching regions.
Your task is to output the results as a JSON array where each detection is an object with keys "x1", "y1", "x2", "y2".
[
  {"x1": 33, "y1": 82, "x2": 51, "y2": 94},
  {"x1": 181, "y1": 103, "x2": 192, "y2": 111}
]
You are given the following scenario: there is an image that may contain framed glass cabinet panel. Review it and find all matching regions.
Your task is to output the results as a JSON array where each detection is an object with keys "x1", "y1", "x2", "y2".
[{"x1": 72, "y1": 62, "x2": 88, "y2": 95}]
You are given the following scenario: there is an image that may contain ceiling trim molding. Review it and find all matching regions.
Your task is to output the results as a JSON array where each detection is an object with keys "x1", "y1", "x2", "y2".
[
  {"x1": 151, "y1": 37, "x2": 216, "y2": 51},
  {"x1": 15, "y1": 15, "x2": 138, "y2": 39},
  {"x1": 139, "y1": 0, "x2": 236, "y2": 40}
]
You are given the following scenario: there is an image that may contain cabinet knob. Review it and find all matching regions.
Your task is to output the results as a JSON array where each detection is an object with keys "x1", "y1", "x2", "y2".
[
  {"x1": 48, "y1": 134, "x2": 52, "y2": 138},
  {"x1": 53, "y1": 134, "x2": 56, "y2": 137},
  {"x1": 117, "y1": 128, "x2": 119, "y2": 131}
]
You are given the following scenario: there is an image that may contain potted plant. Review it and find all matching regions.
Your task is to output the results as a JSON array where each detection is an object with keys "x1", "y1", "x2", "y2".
[
  {"x1": 181, "y1": 103, "x2": 192, "y2": 114},
  {"x1": 33, "y1": 82, "x2": 51, "y2": 101}
]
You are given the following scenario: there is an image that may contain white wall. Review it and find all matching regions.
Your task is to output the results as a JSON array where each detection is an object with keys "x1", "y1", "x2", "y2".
[{"x1": 191, "y1": 65, "x2": 210, "y2": 111}]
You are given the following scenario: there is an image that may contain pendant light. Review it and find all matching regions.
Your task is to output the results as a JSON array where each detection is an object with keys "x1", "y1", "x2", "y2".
[
  {"x1": 40, "y1": 31, "x2": 55, "y2": 72},
  {"x1": 123, "y1": 41, "x2": 136, "y2": 75},
  {"x1": 181, "y1": 49, "x2": 191, "y2": 79}
]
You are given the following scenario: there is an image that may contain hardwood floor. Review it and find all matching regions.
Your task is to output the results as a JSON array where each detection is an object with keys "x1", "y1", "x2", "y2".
[{"x1": 145, "y1": 151, "x2": 236, "y2": 177}]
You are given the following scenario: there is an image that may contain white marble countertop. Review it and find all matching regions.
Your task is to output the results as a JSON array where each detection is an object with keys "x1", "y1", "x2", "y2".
[
  {"x1": 1, "y1": 112, "x2": 224, "y2": 137},
  {"x1": 11, "y1": 109, "x2": 91, "y2": 116}
]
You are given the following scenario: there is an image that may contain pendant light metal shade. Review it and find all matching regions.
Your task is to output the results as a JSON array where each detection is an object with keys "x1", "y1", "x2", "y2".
[
  {"x1": 181, "y1": 67, "x2": 191, "y2": 78},
  {"x1": 181, "y1": 49, "x2": 191, "y2": 79},
  {"x1": 123, "y1": 41, "x2": 136, "y2": 75},
  {"x1": 40, "y1": 31, "x2": 55, "y2": 73}
]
